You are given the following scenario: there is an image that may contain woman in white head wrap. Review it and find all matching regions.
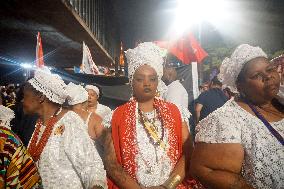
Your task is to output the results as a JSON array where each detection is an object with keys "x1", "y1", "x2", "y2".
[
  {"x1": 23, "y1": 68, "x2": 107, "y2": 189},
  {"x1": 85, "y1": 85, "x2": 112, "y2": 132},
  {"x1": 66, "y1": 82, "x2": 103, "y2": 140},
  {"x1": 103, "y1": 42, "x2": 200, "y2": 189},
  {"x1": 191, "y1": 44, "x2": 284, "y2": 189}
]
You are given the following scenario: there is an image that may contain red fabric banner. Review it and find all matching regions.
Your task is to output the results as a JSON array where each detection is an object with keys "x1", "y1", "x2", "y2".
[
  {"x1": 35, "y1": 32, "x2": 45, "y2": 68},
  {"x1": 155, "y1": 33, "x2": 208, "y2": 64}
]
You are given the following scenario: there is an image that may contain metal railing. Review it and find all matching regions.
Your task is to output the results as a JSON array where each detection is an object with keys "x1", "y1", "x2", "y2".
[{"x1": 67, "y1": 0, "x2": 119, "y2": 61}]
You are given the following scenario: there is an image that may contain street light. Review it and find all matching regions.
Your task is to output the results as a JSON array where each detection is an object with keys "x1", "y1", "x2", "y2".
[
  {"x1": 171, "y1": 0, "x2": 230, "y2": 99},
  {"x1": 20, "y1": 63, "x2": 33, "y2": 79},
  {"x1": 173, "y1": 0, "x2": 229, "y2": 37},
  {"x1": 20, "y1": 63, "x2": 33, "y2": 69}
]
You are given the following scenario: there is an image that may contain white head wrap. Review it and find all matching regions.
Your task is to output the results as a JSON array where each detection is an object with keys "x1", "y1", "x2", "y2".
[
  {"x1": 218, "y1": 44, "x2": 268, "y2": 93},
  {"x1": 125, "y1": 42, "x2": 166, "y2": 94},
  {"x1": 85, "y1": 85, "x2": 100, "y2": 97},
  {"x1": 66, "y1": 82, "x2": 88, "y2": 105},
  {"x1": 0, "y1": 105, "x2": 15, "y2": 128},
  {"x1": 28, "y1": 67, "x2": 67, "y2": 104}
]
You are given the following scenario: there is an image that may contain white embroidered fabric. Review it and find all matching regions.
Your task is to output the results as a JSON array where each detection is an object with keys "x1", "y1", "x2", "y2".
[
  {"x1": 85, "y1": 85, "x2": 100, "y2": 97},
  {"x1": 125, "y1": 42, "x2": 165, "y2": 83},
  {"x1": 34, "y1": 111, "x2": 107, "y2": 189},
  {"x1": 135, "y1": 110, "x2": 172, "y2": 187},
  {"x1": 102, "y1": 111, "x2": 112, "y2": 129},
  {"x1": 96, "y1": 103, "x2": 112, "y2": 121},
  {"x1": 195, "y1": 99, "x2": 284, "y2": 189},
  {"x1": 0, "y1": 105, "x2": 15, "y2": 129},
  {"x1": 66, "y1": 82, "x2": 88, "y2": 105},
  {"x1": 218, "y1": 44, "x2": 267, "y2": 93},
  {"x1": 28, "y1": 68, "x2": 67, "y2": 104},
  {"x1": 125, "y1": 42, "x2": 167, "y2": 95}
]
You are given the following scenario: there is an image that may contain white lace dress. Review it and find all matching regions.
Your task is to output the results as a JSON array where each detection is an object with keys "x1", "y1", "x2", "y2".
[
  {"x1": 195, "y1": 99, "x2": 284, "y2": 189},
  {"x1": 30, "y1": 111, "x2": 107, "y2": 189}
]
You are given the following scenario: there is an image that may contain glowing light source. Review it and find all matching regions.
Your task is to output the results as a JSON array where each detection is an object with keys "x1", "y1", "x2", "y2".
[
  {"x1": 21, "y1": 63, "x2": 33, "y2": 69},
  {"x1": 173, "y1": 0, "x2": 229, "y2": 35}
]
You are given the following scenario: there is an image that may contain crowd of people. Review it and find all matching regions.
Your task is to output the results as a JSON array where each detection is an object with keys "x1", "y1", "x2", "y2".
[{"x1": 0, "y1": 42, "x2": 283, "y2": 189}]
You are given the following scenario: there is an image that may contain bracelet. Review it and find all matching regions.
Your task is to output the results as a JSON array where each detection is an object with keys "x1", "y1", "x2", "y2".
[{"x1": 162, "y1": 175, "x2": 182, "y2": 189}]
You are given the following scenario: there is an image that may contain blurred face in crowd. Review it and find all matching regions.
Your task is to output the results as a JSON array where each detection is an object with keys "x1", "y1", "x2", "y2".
[
  {"x1": 162, "y1": 67, "x2": 177, "y2": 85},
  {"x1": 87, "y1": 89, "x2": 98, "y2": 107},
  {"x1": 203, "y1": 84, "x2": 209, "y2": 91},
  {"x1": 132, "y1": 64, "x2": 158, "y2": 102},
  {"x1": 237, "y1": 57, "x2": 280, "y2": 104},
  {"x1": 23, "y1": 84, "x2": 43, "y2": 115},
  {"x1": 199, "y1": 83, "x2": 209, "y2": 93}
]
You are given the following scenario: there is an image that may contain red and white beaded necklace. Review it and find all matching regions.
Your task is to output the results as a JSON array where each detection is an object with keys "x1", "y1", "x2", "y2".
[{"x1": 28, "y1": 107, "x2": 62, "y2": 162}]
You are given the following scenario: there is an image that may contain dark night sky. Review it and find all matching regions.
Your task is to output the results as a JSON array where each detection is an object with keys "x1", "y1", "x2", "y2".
[{"x1": 113, "y1": 0, "x2": 284, "y2": 52}]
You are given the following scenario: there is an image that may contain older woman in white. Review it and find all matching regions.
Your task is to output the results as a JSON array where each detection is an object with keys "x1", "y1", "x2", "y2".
[
  {"x1": 190, "y1": 44, "x2": 284, "y2": 189},
  {"x1": 23, "y1": 68, "x2": 107, "y2": 189}
]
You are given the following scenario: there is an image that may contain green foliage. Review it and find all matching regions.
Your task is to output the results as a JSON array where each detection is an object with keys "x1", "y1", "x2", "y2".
[{"x1": 203, "y1": 46, "x2": 235, "y2": 72}]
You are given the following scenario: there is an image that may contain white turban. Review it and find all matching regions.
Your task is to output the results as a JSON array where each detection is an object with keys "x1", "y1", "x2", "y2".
[
  {"x1": 66, "y1": 82, "x2": 88, "y2": 105},
  {"x1": 125, "y1": 42, "x2": 167, "y2": 94},
  {"x1": 0, "y1": 105, "x2": 15, "y2": 128},
  {"x1": 85, "y1": 85, "x2": 100, "y2": 97},
  {"x1": 28, "y1": 67, "x2": 67, "y2": 104},
  {"x1": 218, "y1": 44, "x2": 268, "y2": 93}
]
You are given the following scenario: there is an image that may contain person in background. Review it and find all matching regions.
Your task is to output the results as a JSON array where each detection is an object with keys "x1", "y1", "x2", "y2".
[
  {"x1": 223, "y1": 87, "x2": 235, "y2": 99},
  {"x1": 11, "y1": 84, "x2": 38, "y2": 146},
  {"x1": 85, "y1": 85, "x2": 112, "y2": 125},
  {"x1": 195, "y1": 76, "x2": 228, "y2": 123},
  {"x1": 162, "y1": 65, "x2": 191, "y2": 120},
  {"x1": 198, "y1": 82, "x2": 209, "y2": 94},
  {"x1": 66, "y1": 82, "x2": 103, "y2": 140},
  {"x1": 271, "y1": 56, "x2": 284, "y2": 104},
  {"x1": 191, "y1": 44, "x2": 284, "y2": 189},
  {"x1": 104, "y1": 42, "x2": 200, "y2": 189},
  {"x1": 5, "y1": 84, "x2": 16, "y2": 109},
  {"x1": 0, "y1": 105, "x2": 42, "y2": 189},
  {"x1": 23, "y1": 68, "x2": 107, "y2": 189}
]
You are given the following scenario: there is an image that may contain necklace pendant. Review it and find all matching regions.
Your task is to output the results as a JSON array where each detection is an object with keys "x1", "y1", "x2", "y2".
[{"x1": 146, "y1": 166, "x2": 153, "y2": 174}]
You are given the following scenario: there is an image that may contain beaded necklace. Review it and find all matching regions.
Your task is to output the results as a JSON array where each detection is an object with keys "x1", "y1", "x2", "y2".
[
  {"x1": 28, "y1": 107, "x2": 62, "y2": 161},
  {"x1": 138, "y1": 106, "x2": 165, "y2": 149}
]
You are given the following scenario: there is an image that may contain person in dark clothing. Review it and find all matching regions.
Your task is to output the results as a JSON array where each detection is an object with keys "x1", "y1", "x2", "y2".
[
  {"x1": 11, "y1": 84, "x2": 38, "y2": 146},
  {"x1": 195, "y1": 76, "x2": 228, "y2": 123}
]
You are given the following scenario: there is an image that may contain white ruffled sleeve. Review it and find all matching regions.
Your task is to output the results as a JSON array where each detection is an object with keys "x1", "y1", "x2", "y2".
[
  {"x1": 195, "y1": 101, "x2": 242, "y2": 144},
  {"x1": 102, "y1": 110, "x2": 113, "y2": 129},
  {"x1": 63, "y1": 112, "x2": 107, "y2": 189},
  {"x1": 179, "y1": 107, "x2": 191, "y2": 122}
]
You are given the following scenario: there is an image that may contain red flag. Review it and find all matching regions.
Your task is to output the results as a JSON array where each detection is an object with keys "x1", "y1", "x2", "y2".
[
  {"x1": 155, "y1": 33, "x2": 208, "y2": 64},
  {"x1": 36, "y1": 32, "x2": 45, "y2": 68}
]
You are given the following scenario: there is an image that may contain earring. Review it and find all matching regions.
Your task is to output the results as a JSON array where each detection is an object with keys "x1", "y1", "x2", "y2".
[{"x1": 155, "y1": 90, "x2": 160, "y2": 97}]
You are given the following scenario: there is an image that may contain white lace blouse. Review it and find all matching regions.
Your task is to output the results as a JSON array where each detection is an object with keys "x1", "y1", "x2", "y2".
[
  {"x1": 195, "y1": 99, "x2": 284, "y2": 189},
  {"x1": 31, "y1": 111, "x2": 107, "y2": 189},
  {"x1": 135, "y1": 110, "x2": 172, "y2": 187}
]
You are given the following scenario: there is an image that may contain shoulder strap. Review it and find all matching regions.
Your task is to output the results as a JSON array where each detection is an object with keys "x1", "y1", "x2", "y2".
[
  {"x1": 247, "y1": 102, "x2": 284, "y2": 146},
  {"x1": 85, "y1": 112, "x2": 93, "y2": 125}
]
